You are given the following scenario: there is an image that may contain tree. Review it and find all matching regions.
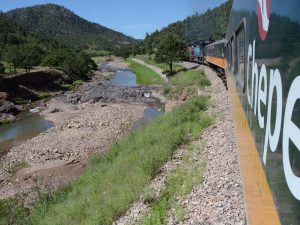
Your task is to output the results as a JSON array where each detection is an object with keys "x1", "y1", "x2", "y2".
[
  {"x1": 112, "y1": 47, "x2": 131, "y2": 59},
  {"x1": 155, "y1": 33, "x2": 186, "y2": 74},
  {"x1": 0, "y1": 63, "x2": 5, "y2": 74},
  {"x1": 3, "y1": 45, "x2": 23, "y2": 74},
  {"x1": 73, "y1": 52, "x2": 98, "y2": 77},
  {"x1": 22, "y1": 45, "x2": 43, "y2": 73}
]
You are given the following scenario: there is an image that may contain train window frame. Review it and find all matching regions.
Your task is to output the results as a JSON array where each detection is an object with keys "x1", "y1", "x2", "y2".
[{"x1": 234, "y1": 18, "x2": 247, "y2": 93}]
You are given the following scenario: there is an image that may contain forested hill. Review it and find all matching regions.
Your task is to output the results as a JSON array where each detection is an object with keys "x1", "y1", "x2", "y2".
[
  {"x1": 0, "y1": 12, "x2": 56, "y2": 49},
  {"x1": 5, "y1": 4, "x2": 137, "y2": 51},
  {"x1": 144, "y1": 0, "x2": 233, "y2": 49},
  {"x1": 183, "y1": 0, "x2": 233, "y2": 43}
]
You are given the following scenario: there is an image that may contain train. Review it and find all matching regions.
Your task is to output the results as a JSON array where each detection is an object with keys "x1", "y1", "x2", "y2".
[
  {"x1": 188, "y1": 0, "x2": 300, "y2": 224},
  {"x1": 186, "y1": 40, "x2": 227, "y2": 74}
]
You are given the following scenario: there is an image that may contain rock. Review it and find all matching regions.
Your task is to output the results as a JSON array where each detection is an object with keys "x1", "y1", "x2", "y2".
[
  {"x1": 0, "y1": 100, "x2": 20, "y2": 115},
  {"x1": 0, "y1": 92, "x2": 8, "y2": 100},
  {"x1": 0, "y1": 114, "x2": 16, "y2": 124},
  {"x1": 29, "y1": 107, "x2": 40, "y2": 113},
  {"x1": 144, "y1": 93, "x2": 151, "y2": 98},
  {"x1": 49, "y1": 108, "x2": 61, "y2": 113}
]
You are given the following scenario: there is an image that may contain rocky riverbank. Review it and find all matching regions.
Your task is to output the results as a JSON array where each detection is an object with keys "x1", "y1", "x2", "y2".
[
  {"x1": 0, "y1": 68, "x2": 72, "y2": 124},
  {"x1": 0, "y1": 58, "x2": 163, "y2": 207}
]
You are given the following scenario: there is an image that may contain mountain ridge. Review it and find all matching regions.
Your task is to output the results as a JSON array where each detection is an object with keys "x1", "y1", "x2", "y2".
[{"x1": 5, "y1": 4, "x2": 137, "y2": 51}]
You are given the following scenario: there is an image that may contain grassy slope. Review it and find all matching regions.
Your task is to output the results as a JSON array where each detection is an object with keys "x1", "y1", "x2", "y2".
[
  {"x1": 25, "y1": 96, "x2": 213, "y2": 225},
  {"x1": 143, "y1": 142, "x2": 206, "y2": 224},
  {"x1": 135, "y1": 55, "x2": 184, "y2": 73},
  {"x1": 126, "y1": 58, "x2": 164, "y2": 85},
  {"x1": 163, "y1": 69, "x2": 211, "y2": 100}
]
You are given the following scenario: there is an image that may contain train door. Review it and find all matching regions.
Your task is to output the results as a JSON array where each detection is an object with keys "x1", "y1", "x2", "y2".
[{"x1": 235, "y1": 21, "x2": 246, "y2": 92}]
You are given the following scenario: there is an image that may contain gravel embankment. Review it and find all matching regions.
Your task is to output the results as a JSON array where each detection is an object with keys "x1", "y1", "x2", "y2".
[
  {"x1": 171, "y1": 66, "x2": 246, "y2": 224},
  {"x1": 115, "y1": 65, "x2": 246, "y2": 225}
]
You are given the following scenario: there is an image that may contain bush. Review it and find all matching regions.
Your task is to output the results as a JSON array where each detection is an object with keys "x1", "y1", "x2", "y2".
[{"x1": 0, "y1": 63, "x2": 5, "y2": 74}]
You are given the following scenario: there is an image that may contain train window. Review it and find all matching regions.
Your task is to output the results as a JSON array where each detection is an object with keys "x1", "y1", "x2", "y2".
[
  {"x1": 235, "y1": 22, "x2": 246, "y2": 91},
  {"x1": 231, "y1": 36, "x2": 235, "y2": 73},
  {"x1": 227, "y1": 40, "x2": 232, "y2": 69}
]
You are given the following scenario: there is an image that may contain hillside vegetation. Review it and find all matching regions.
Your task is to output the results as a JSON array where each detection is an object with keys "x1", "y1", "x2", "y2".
[
  {"x1": 142, "y1": 0, "x2": 233, "y2": 54},
  {"x1": 0, "y1": 11, "x2": 97, "y2": 79},
  {"x1": 5, "y1": 4, "x2": 137, "y2": 51}
]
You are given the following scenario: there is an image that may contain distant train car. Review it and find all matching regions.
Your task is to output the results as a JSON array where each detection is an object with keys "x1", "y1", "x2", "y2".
[
  {"x1": 204, "y1": 39, "x2": 227, "y2": 73},
  {"x1": 193, "y1": 45, "x2": 204, "y2": 63},
  {"x1": 186, "y1": 43, "x2": 207, "y2": 64},
  {"x1": 187, "y1": 46, "x2": 195, "y2": 62},
  {"x1": 225, "y1": 0, "x2": 300, "y2": 224}
]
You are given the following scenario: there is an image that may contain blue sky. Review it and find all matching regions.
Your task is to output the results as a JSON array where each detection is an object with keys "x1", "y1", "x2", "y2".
[{"x1": 0, "y1": 0, "x2": 227, "y2": 39}]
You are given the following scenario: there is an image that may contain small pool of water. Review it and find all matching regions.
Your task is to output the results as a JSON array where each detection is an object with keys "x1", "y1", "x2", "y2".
[
  {"x1": 0, "y1": 113, "x2": 54, "y2": 156},
  {"x1": 133, "y1": 107, "x2": 164, "y2": 129},
  {"x1": 107, "y1": 70, "x2": 137, "y2": 87}
]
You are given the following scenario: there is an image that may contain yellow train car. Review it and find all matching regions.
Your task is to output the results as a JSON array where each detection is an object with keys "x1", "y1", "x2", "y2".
[{"x1": 204, "y1": 39, "x2": 227, "y2": 72}]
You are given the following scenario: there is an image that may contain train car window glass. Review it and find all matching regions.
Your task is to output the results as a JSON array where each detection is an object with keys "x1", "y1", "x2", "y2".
[
  {"x1": 232, "y1": 36, "x2": 236, "y2": 74},
  {"x1": 235, "y1": 23, "x2": 245, "y2": 91},
  {"x1": 234, "y1": 35, "x2": 238, "y2": 75},
  {"x1": 230, "y1": 42, "x2": 232, "y2": 68}
]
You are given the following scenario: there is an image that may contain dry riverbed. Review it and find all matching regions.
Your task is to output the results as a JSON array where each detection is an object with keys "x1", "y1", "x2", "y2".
[{"x1": 0, "y1": 58, "x2": 160, "y2": 207}]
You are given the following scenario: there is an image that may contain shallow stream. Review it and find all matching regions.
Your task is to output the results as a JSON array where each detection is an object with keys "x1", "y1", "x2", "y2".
[{"x1": 0, "y1": 63, "x2": 164, "y2": 155}]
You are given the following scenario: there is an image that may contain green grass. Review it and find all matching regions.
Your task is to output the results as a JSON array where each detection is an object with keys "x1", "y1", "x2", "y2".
[
  {"x1": 61, "y1": 83, "x2": 75, "y2": 90},
  {"x1": 23, "y1": 97, "x2": 213, "y2": 225},
  {"x1": 135, "y1": 55, "x2": 184, "y2": 74},
  {"x1": 14, "y1": 98, "x2": 30, "y2": 105},
  {"x1": 170, "y1": 69, "x2": 210, "y2": 87},
  {"x1": 61, "y1": 80, "x2": 83, "y2": 90},
  {"x1": 7, "y1": 161, "x2": 29, "y2": 175},
  {"x1": 0, "y1": 198, "x2": 30, "y2": 225},
  {"x1": 126, "y1": 58, "x2": 164, "y2": 85},
  {"x1": 72, "y1": 80, "x2": 83, "y2": 86},
  {"x1": 37, "y1": 92, "x2": 51, "y2": 99},
  {"x1": 92, "y1": 56, "x2": 106, "y2": 65},
  {"x1": 1, "y1": 61, "x2": 25, "y2": 75},
  {"x1": 142, "y1": 142, "x2": 207, "y2": 224},
  {"x1": 164, "y1": 69, "x2": 211, "y2": 100},
  {"x1": 0, "y1": 118, "x2": 13, "y2": 125}
]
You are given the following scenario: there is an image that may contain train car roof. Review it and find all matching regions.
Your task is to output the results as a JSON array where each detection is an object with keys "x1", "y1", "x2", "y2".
[{"x1": 206, "y1": 39, "x2": 227, "y2": 47}]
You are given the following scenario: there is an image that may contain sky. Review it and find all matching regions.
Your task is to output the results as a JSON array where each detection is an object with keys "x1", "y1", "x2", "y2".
[{"x1": 0, "y1": 0, "x2": 227, "y2": 39}]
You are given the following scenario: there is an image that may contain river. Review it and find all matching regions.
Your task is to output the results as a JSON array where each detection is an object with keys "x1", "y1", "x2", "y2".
[{"x1": 0, "y1": 65, "x2": 164, "y2": 156}]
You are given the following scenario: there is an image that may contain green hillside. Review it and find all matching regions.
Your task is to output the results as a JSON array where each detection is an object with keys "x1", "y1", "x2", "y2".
[
  {"x1": 143, "y1": 0, "x2": 233, "y2": 52},
  {"x1": 5, "y1": 4, "x2": 137, "y2": 51}
]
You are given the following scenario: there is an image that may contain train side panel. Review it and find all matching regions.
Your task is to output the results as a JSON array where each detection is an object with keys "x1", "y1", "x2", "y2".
[{"x1": 226, "y1": 0, "x2": 300, "y2": 224}]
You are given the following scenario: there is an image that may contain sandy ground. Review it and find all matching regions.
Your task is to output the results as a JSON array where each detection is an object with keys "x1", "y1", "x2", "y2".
[{"x1": 0, "y1": 58, "x2": 149, "y2": 206}]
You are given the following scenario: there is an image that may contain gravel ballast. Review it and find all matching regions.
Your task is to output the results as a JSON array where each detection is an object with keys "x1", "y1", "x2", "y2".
[{"x1": 174, "y1": 66, "x2": 246, "y2": 224}]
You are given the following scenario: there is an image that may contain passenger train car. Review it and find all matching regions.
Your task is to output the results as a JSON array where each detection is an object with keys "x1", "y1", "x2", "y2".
[
  {"x1": 204, "y1": 39, "x2": 227, "y2": 73},
  {"x1": 223, "y1": 0, "x2": 300, "y2": 224}
]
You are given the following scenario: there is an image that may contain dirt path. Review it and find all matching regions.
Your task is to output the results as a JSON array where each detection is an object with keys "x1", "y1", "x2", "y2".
[
  {"x1": 177, "y1": 61, "x2": 200, "y2": 70},
  {"x1": 132, "y1": 58, "x2": 168, "y2": 82}
]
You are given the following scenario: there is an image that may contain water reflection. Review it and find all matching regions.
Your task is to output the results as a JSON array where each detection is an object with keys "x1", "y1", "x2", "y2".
[
  {"x1": 108, "y1": 70, "x2": 137, "y2": 87},
  {"x1": 0, "y1": 113, "x2": 53, "y2": 155}
]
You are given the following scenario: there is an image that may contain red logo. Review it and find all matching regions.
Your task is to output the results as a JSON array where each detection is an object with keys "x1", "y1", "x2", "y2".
[{"x1": 257, "y1": 0, "x2": 271, "y2": 40}]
